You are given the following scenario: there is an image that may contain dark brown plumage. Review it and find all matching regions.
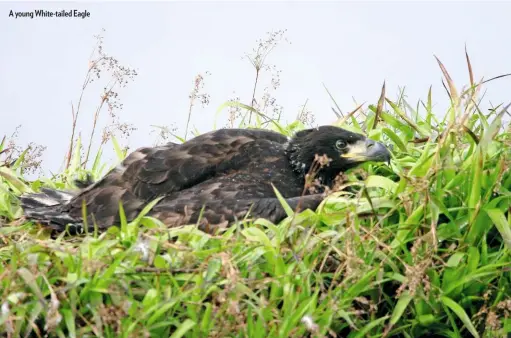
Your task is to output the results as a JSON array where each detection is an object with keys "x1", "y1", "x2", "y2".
[{"x1": 20, "y1": 126, "x2": 391, "y2": 234}]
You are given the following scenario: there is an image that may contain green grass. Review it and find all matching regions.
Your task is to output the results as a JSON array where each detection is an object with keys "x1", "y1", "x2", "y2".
[{"x1": 0, "y1": 64, "x2": 510, "y2": 338}]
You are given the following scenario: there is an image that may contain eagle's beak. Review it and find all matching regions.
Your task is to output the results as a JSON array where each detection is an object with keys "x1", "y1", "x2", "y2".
[{"x1": 341, "y1": 139, "x2": 391, "y2": 164}]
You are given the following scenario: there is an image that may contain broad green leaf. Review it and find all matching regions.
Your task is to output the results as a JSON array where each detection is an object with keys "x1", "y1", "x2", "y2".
[
  {"x1": 485, "y1": 208, "x2": 511, "y2": 251},
  {"x1": 441, "y1": 296, "x2": 480, "y2": 338},
  {"x1": 365, "y1": 175, "x2": 398, "y2": 194},
  {"x1": 390, "y1": 291, "x2": 413, "y2": 325},
  {"x1": 170, "y1": 319, "x2": 196, "y2": 338}
]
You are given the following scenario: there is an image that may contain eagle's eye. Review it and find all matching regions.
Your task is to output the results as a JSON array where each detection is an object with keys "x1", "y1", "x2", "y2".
[{"x1": 335, "y1": 140, "x2": 347, "y2": 150}]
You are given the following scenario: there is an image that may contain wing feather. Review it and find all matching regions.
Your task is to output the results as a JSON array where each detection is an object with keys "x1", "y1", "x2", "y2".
[{"x1": 126, "y1": 128, "x2": 287, "y2": 199}]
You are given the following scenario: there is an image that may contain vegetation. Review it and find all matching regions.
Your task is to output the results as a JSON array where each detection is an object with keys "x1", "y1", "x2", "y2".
[{"x1": 0, "y1": 30, "x2": 510, "y2": 338}]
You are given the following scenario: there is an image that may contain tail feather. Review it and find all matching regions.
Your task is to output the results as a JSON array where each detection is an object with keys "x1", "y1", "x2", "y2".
[
  {"x1": 20, "y1": 188, "x2": 81, "y2": 230},
  {"x1": 20, "y1": 188, "x2": 74, "y2": 207}
]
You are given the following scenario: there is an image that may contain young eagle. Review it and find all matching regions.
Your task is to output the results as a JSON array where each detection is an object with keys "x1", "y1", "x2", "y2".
[{"x1": 20, "y1": 126, "x2": 391, "y2": 234}]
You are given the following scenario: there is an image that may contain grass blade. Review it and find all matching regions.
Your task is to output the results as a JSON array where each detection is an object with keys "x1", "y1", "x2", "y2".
[{"x1": 441, "y1": 296, "x2": 480, "y2": 338}]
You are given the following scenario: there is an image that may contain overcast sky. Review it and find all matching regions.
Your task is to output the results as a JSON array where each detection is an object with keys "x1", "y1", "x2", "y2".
[{"x1": 1, "y1": 1, "x2": 510, "y2": 177}]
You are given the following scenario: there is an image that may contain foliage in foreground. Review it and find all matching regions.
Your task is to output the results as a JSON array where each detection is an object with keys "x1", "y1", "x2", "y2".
[{"x1": 0, "y1": 62, "x2": 510, "y2": 338}]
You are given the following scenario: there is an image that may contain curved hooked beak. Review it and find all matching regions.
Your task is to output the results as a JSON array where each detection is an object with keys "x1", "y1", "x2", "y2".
[{"x1": 341, "y1": 138, "x2": 391, "y2": 164}]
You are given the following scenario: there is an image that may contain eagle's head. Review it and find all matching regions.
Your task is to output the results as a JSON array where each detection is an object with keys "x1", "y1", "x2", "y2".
[{"x1": 285, "y1": 125, "x2": 391, "y2": 186}]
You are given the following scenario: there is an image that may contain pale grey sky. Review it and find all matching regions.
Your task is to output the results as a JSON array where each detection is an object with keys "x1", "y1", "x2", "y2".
[{"x1": 1, "y1": 1, "x2": 510, "y2": 177}]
